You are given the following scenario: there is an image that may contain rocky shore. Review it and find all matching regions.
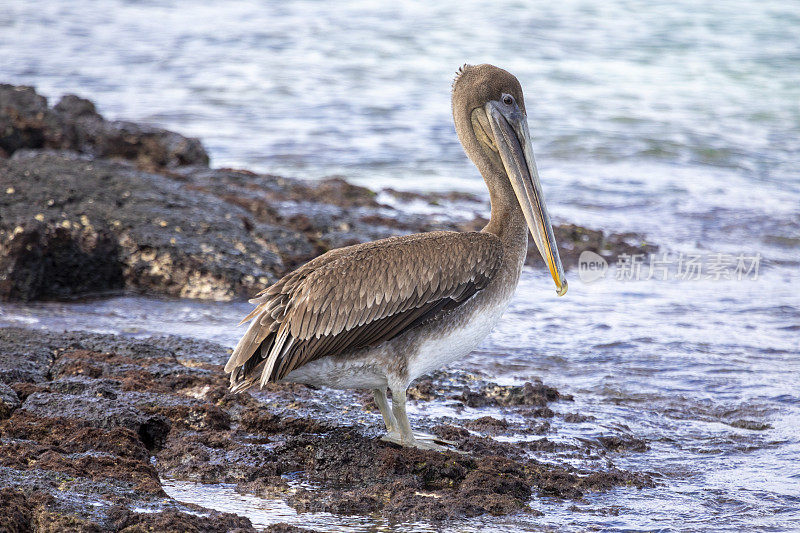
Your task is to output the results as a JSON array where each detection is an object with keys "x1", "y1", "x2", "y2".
[
  {"x1": 1, "y1": 85, "x2": 658, "y2": 530},
  {"x1": 0, "y1": 326, "x2": 653, "y2": 531},
  {"x1": 1, "y1": 84, "x2": 655, "y2": 302}
]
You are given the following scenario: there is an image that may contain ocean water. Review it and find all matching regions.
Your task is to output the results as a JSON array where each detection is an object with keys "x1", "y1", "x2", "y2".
[{"x1": 1, "y1": 0, "x2": 799, "y2": 531}]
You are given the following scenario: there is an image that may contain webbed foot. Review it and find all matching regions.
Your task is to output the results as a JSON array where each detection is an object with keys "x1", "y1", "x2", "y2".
[{"x1": 380, "y1": 431, "x2": 462, "y2": 453}]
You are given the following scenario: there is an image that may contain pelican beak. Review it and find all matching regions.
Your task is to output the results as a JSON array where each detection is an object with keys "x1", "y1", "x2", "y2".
[{"x1": 486, "y1": 101, "x2": 567, "y2": 296}]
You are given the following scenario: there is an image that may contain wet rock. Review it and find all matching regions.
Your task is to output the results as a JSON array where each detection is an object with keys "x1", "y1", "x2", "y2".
[
  {"x1": 51, "y1": 348, "x2": 225, "y2": 397},
  {"x1": 265, "y1": 524, "x2": 322, "y2": 533},
  {"x1": 238, "y1": 408, "x2": 333, "y2": 436},
  {"x1": 521, "y1": 437, "x2": 573, "y2": 453},
  {"x1": 563, "y1": 411, "x2": 596, "y2": 423},
  {"x1": 406, "y1": 378, "x2": 437, "y2": 401},
  {"x1": 0, "y1": 489, "x2": 104, "y2": 533},
  {"x1": 728, "y1": 419, "x2": 772, "y2": 431},
  {"x1": 0, "y1": 329, "x2": 59, "y2": 385},
  {"x1": 143, "y1": 402, "x2": 231, "y2": 432},
  {"x1": 453, "y1": 379, "x2": 570, "y2": 414},
  {"x1": 596, "y1": 435, "x2": 649, "y2": 453},
  {"x1": 464, "y1": 416, "x2": 509, "y2": 433},
  {"x1": 527, "y1": 463, "x2": 654, "y2": 499},
  {"x1": 285, "y1": 431, "x2": 534, "y2": 521},
  {"x1": 0, "y1": 84, "x2": 208, "y2": 168},
  {"x1": 384, "y1": 188, "x2": 483, "y2": 205},
  {"x1": 0, "y1": 220, "x2": 124, "y2": 301},
  {"x1": 461, "y1": 216, "x2": 656, "y2": 269},
  {"x1": 545, "y1": 223, "x2": 657, "y2": 270},
  {"x1": 156, "y1": 431, "x2": 280, "y2": 485},
  {"x1": 0, "y1": 439, "x2": 163, "y2": 494},
  {"x1": 432, "y1": 424, "x2": 529, "y2": 459},
  {"x1": 109, "y1": 506, "x2": 255, "y2": 533},
  {"x1": 32, "y1": 509, "x2": 105, "y2": 533},
  {"x1": 143, "y1": 334, "x2": 230, "y2": 366},
  {"x1": 2, "y1": 84, "x2": 657, "y2": 302},
  {"x1": 501, "y1": 380, "x2": 568, "y2": 405},
  {"x1": 49, "y1": 376, "x2": 119, "y2": 398},
  {"x1": 1, "y1": 410, "x2": 150, "y2": 462},
  {"x1": 0, "y1": 382, "x2": 21, "y2": 419},
  {"x1": 0, "y1": 152, "x2": 292, "y2": 301},
  {"x1": 0, "y1": 488, "x2": 35, "y2": 532},
  {"x1": 0, "y1": 327, "x2": 265, "y2": 528},
  {"x1": 457, "y1": 456, "x2": 531, "y2": 515},
  {"x1": 0, "y1": 325, "x2": 655, "y2": 526},
  {"x1": 22, "y1": 392, "x2": 171, "y2": 450},
  {"x1": 175, "y1": 167, "x2": 408, "y2": 267}
]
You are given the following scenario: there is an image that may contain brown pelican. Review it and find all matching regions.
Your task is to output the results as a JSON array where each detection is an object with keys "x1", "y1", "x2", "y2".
[{"x1": 226, "y1": 64, "x2": 567, "y2": 450}]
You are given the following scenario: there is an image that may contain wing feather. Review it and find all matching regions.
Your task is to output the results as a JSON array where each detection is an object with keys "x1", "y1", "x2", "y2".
[{"x1": 226, "y1": 231, "x2": 503, "y2": 390}]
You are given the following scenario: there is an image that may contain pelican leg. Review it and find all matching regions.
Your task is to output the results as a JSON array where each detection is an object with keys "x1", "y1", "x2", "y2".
[
  {"x1": 372, "y1": 388, "x2": 397, "y2": 432},
  {"x1": 379, "y1": 387, "x2": 451, "y2": 451}
]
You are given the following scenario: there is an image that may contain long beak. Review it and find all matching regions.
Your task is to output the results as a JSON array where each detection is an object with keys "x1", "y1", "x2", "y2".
[{"x1": 486, "y1": 101, "x2": 567, "y2": 296}]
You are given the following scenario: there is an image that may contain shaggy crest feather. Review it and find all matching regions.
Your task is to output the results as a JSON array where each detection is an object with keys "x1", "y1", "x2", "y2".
[{"x1": 452, "y1": 63, "x2": 472, "y2": 90}]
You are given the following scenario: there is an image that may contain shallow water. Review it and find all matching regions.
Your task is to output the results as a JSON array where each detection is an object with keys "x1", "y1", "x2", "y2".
[
  {"x1": 2, "y1": 268, "x2": 798, "y2": 531},
  {"x1": 3, "y1": 1, "x2": 799, "y2": 260},
  {"x1": 2, "y1": 0, "x2": 799, "y2": 530}
]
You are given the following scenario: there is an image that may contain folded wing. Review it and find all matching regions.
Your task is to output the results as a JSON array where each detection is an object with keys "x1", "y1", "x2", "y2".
[{"x1": 225, "y1": 231, "x2": 502, "y2": 391}]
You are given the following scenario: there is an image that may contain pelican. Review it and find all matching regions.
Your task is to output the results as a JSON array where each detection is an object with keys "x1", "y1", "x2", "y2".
[{"x1": 225, "y1": 64, "x2": 567, "y2": 450}]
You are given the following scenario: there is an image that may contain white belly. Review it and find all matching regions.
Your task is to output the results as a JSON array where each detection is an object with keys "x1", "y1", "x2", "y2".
[
  {"x1": 283, "y1": 292, "x2": 514, "y2": 390},
  {"x1": 283, "y1": 354, "x2": 388, "y2": 389},
  {"x1": 405, "y1": 299, "x2": 509, "y2": 382}
]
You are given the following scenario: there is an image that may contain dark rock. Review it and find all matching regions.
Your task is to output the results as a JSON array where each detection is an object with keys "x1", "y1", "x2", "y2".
[
  {"x1": 32, "y1": 509, "x2": 104, "y2": 533},
  {"x1": 0, "y1": 382, "x2": 21, "y2": 419},
  {"x1": 265, "y1": 524, "x2": 322, "y2": 533},
  {"x1": 0, "y1": 488, "x2": 33, "y2": 532},
  {"x1": 239, "y1": 408, "x2": 333, "y2": 436},
  {"x1": 1, "y1": 410, "x2": 150, "y2": 462},
  {"x1": 0, "y1": 327, "x2": 263, "y2": 529},
  {"x1": 453, "y1": 379, "x2": 570, "y2": 412},
  {"x1": 728, "y1": 419, "x2": 772, "y2": 431},
  {"x1": 407, "y1": 378, "x2": 437, "y2": 401},
  {"x1": 527, "y1": 463, "x2": 654, "y2": 499},
  {"x1": 596, "y1": 435, "x2": 649, "y2": 453},
  {"x1": 457, "y1": 456, "x2": 530, "y2": 515},
  {"x1": 283, "y1": 431, "x2": 536, "y2": 521},
  {"x1": 1, "y1": 84, "x2": 657, "y2": 303},
  {"x1": 0, "y1": 85, "x2": 58, "y2": 156},
  {"x1": 464, "y1": 416, "x2": 509, "y2": 433},
  {"x1": 109, "y1": 507, "x2": 255, "y2": 533},
  {"x1": 0, "y1": 489, "x2": 87, "y2": 533},
  {"x1": 143, "y1": 402, "x2": 231, "y2": 432},
  {"x1": 501, "y1": 380, "x2": 567, "y2": 405},
  {"x1": 0, "y1": 312, "x2": 655, "y2": 527},
  {"x1": 384, "y1": 187, "x2": 483, "y2": 205},
  {"x1": 0, "y1": 152, "x2": 291, "y2": 300},
  {"x1": 0, "y1": 84, "x2": 208, "y2": 168},
  {"x1": 563, "y1": 412, "x2": 596, "y2": 423},
  {"x1": 21, "y1": 392, "x2": 171, "y2": 451},
  {"x1": 461, "y1": 216, "x2": 656, "y2": 269},
  {"x1": 143, "y1": 334, "x2": 231, "y2": 365},
  {"x1": 546, "y1": 223, "x2": 656, "y2": 270},
  {"x1": 0, "y1": 327, "x2": 57, "y2": 384},
  {"x1": 9, "y1": 382, "x2": 49, "y2": 402},
  {"x1": 0, "y1": 439, "x2": 163, "y2": 495},
  {"x1": 0, "y1": 221, "x2": 124, "y2": 301}
]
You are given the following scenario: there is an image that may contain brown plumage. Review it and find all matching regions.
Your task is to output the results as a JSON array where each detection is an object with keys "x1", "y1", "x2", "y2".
[
  {"x1": 226, "y1": 231, "x2": 502, "y2": 391},
  {"x1": 226, "y1": 64, "x2": 567, "y2": 450}
]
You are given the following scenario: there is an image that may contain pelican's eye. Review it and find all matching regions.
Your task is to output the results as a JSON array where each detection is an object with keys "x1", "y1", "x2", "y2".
[{"x1": 502, "y1": 94, "x2": 514, "y2": 106}]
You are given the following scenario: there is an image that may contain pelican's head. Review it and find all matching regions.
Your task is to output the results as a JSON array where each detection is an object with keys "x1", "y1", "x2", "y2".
[{"x1": 452, "y1": 64, "x2": 567, "y2": 296}]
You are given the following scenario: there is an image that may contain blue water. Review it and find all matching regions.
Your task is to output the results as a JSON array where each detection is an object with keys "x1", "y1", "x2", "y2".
[{"x1": 1, "y1": 1, "x2": 799, "y2": 531}]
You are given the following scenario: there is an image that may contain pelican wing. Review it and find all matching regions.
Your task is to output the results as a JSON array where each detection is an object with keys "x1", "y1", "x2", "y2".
[{"x1": 226, "y1": 231, "x2": 502, "y2": 391}]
